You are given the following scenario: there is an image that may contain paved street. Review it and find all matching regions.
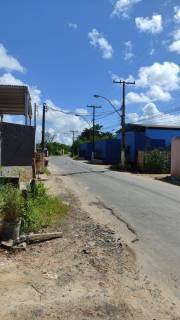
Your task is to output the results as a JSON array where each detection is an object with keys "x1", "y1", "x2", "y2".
[{"x1": 51, "y1": 156, "x2": 180, "y2": 296}]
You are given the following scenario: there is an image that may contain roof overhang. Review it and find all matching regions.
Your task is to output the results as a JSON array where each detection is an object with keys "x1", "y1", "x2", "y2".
[{"x1": 0, "y1": 85, "x2": 32, "y2": 118}]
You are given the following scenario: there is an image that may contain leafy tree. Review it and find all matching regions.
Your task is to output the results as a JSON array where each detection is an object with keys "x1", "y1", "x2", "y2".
[
  {"x1": 47, "y1": 142, "x2": 70, "y2": 155},
  {"x1": 78, "y1": 125, "x2": 114, "y2": 142}
]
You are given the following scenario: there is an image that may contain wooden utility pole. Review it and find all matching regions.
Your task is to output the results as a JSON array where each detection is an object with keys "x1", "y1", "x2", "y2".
[
  {"x1": 70, "y1": 130, "x2": 79, "y2": 157},
  {"x1": 113, "y1": 80, "x2": 135, "y2": 168},
  {"x1": 41, "y1": 103, "x2": 48, "y2": 155},
  {"x1": 87, "y1": 105, "x2": 101, "y2": 160}
]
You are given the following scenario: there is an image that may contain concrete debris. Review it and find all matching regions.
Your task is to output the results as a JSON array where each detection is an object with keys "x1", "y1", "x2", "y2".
[
  {"x1": 21, "y1": 231, "x2": 63, "y2": 244},
  {"x1": 0, "y1": 232, "x2": 63, "y2": 251},
  {"x1": 1, "y1": 239, "x2": 14, "y2": 249}
]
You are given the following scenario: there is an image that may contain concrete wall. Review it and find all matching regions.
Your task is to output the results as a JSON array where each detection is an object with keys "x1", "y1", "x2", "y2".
[
  {"x1": 0, "y1": 122, "x2": 35, "y2": 166},
  {"x1": 171, "y1": 137, "x2": 180, "y2": 177}
]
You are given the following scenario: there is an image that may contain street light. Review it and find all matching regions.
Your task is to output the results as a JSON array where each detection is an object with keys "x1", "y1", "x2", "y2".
[{"x1": 93, "y1": 94, "x2": 121, "y2": 117}]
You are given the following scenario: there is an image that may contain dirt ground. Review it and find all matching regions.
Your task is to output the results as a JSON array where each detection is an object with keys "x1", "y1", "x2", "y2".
[{"x1": 0, "y1": 169, "x2": 179, "y2": 320}]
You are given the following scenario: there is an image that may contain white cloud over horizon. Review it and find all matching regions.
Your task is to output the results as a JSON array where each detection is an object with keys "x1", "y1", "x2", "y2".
[
  {"x1": 127, "y1": 103, "x2": 180, "y2": 126},
  {"x1": 41, "y1": 99, "x2": 87, "y2": 144},
  {"x1": 115, "y1": 61, "x2": 180, "y2": 104},
  {"x1": 88, "y1": 28, "x2": 113, "y2": 59},
  {"x1": 0, "y1": 44, "x2": 24, "y2": 72},
  {"x1": 135, "y1": 14, "x2": 163, "y2": 34}
]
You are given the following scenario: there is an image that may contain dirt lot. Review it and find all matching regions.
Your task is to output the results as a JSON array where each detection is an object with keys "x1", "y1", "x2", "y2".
[{"x1": 0, "y1": 170, "x2": 179, "y2": 319}]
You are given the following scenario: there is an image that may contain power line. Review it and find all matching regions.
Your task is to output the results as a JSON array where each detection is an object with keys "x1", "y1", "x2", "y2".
[
  {"x1": 130, "y1": 106, "x2": 180, "y2": 125},
  {"x1": 95, "y1": 110, "x2": 118, "y2": 120}
]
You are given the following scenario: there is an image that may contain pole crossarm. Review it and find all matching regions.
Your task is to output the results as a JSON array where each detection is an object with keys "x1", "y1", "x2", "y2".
[{"x1": 113, "y1": 80, "x2": 136, "y2": 85}]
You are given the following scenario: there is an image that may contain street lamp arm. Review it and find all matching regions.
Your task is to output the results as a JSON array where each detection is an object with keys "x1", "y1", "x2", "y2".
[
  {"x1": 75, "y1": 113, "x2": 92, "y2": 128},
  {"x1": 94, "y1": 94, "x2": 121, "y2": 117}
]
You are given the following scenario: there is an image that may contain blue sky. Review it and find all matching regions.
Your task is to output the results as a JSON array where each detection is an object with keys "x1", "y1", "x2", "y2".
[{"x1": 0, "y1": 0, "x2": 180, "y2": 144}]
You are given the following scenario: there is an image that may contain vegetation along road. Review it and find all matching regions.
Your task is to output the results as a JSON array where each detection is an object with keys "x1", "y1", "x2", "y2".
[{"x1": 51, "y1": 155, "x2": 180, "y2": 299}]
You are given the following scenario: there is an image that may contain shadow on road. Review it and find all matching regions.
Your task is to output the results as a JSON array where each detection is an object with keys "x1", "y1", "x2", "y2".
[{"x1": 58, "y1": 170, "x2": 107, "y2": 177}]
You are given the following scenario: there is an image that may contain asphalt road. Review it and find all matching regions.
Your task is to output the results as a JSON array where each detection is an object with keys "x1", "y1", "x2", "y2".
[{"x1": 51, "y1": 156, "x2": 180, "y2": 295}]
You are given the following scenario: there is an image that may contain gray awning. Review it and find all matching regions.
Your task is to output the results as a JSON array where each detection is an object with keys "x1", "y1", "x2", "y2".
[{"x1": 0, "y1": 85, "x2": 32, "y2": 118}]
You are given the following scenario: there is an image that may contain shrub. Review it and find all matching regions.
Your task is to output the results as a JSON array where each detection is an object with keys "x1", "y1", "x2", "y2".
[
  {"x1": 144, "y1": 149, "x2": 170, "y2": 174},
  {"x1": 0, "y1": 182, "x2": 69, "y2": 233},
  {"x1": 22, "y1": 182, "x2": 69, "y2": 233},
  {"x1": 0, "y1": 185, "x2": 25, "y2": 222}
]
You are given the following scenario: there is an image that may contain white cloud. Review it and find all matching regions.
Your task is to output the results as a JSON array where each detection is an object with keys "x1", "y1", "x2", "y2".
[
  {"x1": 168, "y1": 28, "x2": 180, "y2": 54},
  {"x1": 172, "y1": 28, "x2": 180, "y2": 40},
  {"x1": 126, "y1": 92, "x2": 150, "y2": 104},
  {"x1": 111, "y1": 72, "x2": 135, "y2": 83},
  {"x1": 0, "y1": 44, "x2": 24, "y2": 72},
  {"x1": 88, "y1": 28, "x2": 113, "y2": 59},
  {"x1": 125, "y1": 61, "x2": 180, "y2": 104},
  {"x1": 146, "y1": 85, "x2": 171, "y2": 102},
  {"x1": 75, "y1": 108, "x2": 89, "y2": 116},
  {"x1": 127, "y1": 103, "x2": 160, "y2": 123},
  {"x1": 136, "y1": 61, "x2": 180, "y2": 91},
  {"x1": 112, "y1": 0, "x2": 142, "y2": 18},
  {"x1": 124, "y1": 41, "x2": 134, "y2": 61},
  {"x1": 68, "y1": 23, "x2": 78, "y2": 30},
  {"x1": 42, "y1": 100, "x2": 87, "y2": 145},
  {"x1": 174, "y1": 6, "x2": 180, "y2": 23},
  {"x1": 0, "y1": 72, "x2": 24, "y2": 86},
  {"x1": 169, "y1": 39, "x2": 180, "y2": 54},
  {"x1": 127, "y1": 103, "x2": 180, "y2": 126},
  {"x1": 135, "y1": 14, "x2": 163, "y2": 34}
]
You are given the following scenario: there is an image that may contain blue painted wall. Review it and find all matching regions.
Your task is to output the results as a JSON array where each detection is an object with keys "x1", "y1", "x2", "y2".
[
  {"x1": 79, "y1": 127, "x2": 180, "y2": 165},
  {"x1": 78, "y1": 139, "x2": 120, "y2": 164},
  {"x1": 105, "y1": 139, "x2": 120, "y2": 164},
  {"x1": 146, "y1": 129, "x2": 180, "y2": 147}
]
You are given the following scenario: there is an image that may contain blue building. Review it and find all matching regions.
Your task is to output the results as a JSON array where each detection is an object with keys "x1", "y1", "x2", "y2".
[
  {"x1": 78, "y1": 139, "x2": 120, "y2": 164},
  {"x1": 117, "y1": 124, "x2": 180, "y2": 163},
  {"x1": 78, "y1": 124, "x2": 180, "y2": 166}
]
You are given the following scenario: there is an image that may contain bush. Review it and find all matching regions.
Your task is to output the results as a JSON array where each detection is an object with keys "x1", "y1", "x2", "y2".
[
  {"x1": 0, "y1": 185, "x2": 24, "y2": 222},
  {"x1": 0, "y1": 182, "x2": 69, "y2": 233},
  {"x1": 22, "y1": 182, "x2": 69, "y2": 232},
  {"x1": 144, "y1": 150, "x2": 170, "y2": 173}
]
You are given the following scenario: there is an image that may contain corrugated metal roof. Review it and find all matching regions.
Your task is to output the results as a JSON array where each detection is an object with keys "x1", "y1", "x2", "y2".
[
  {"x1": 127, "y1": 123, "x2": 180, "y2": 130},
  {"x1": 116, "y1": 123, "x2": 180, "y2": 133},
  {"x1": 0, "y1": 85, "x2": 32, "y2": 117}
]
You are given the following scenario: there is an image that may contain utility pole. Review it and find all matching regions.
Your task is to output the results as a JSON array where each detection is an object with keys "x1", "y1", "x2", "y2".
[
  {"x1": 113, "y1": 79, "x2": 135, "y2": 168},
  {"x1": 87, "y1": 105, "x2": 101, "y2": 161},
  {"x1": 70, "y1": 130, "x2": 79, "y2": 157},
  {"x1": 41, "y1": 103, "x2": 48, "y2": 155}
]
